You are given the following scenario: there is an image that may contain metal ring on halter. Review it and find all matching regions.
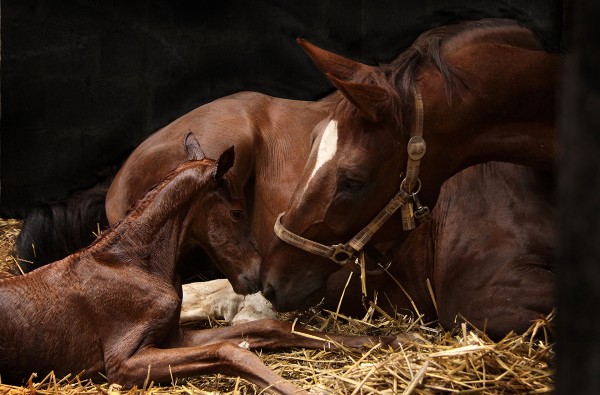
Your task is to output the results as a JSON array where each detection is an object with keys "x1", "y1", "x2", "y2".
[
  {"x1": 330, "y1": 244, "x2": 356, "y2": 265},
  {"x1": 400, "y1": 177, "x2": 422, "y2": 194}
]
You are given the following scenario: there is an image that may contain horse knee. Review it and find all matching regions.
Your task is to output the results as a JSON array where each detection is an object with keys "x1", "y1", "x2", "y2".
[{"x1": 438, "y1": 292, "x2": 553, "y2": 340}]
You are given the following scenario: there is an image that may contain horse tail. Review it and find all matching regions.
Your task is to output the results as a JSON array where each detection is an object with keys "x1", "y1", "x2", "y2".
[{"x1": 15, "y1": 183, "x2": 110, "y2": 272}]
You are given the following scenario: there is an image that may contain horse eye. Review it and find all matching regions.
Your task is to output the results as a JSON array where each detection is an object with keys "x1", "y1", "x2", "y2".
[
  {"x1": 344, "y1": 179, "x2": 364, "y2": 192},
  {"x1": 230, "y1": 210, "x2": 245, "y2": 222}
]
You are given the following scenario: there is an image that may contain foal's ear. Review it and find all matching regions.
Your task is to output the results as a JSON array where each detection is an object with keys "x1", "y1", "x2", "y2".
[
  {"x1": 184, "y1": 132, "x2": 206, "y2": 160},
  {"x1": 215, "y1": 146, "x2": 235, "y2": 180},
  {"x1": 327, "y1": 74, "x2": 389, "y2": 123},
  {"x1": 297, "y1": 38, "x2": 375, "y2": 80}
]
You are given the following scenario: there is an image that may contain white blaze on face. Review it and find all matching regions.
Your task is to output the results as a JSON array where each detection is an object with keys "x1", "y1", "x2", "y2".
[
  {"x1": 293, "y1": 119, "x2": 339, "y2": 207},
  {"x1": 308, "y1": 120, "x2": 338, "y2": 182}
]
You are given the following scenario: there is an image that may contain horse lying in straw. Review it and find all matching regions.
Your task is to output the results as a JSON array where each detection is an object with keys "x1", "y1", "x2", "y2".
[
  {"x1": 260, "y1": 19, "x2": 559, "y2": 339},
  {"x1": 1, "y1": 135, "x2": 392, "y2": 393},
  {"x1": 16, "y1": 19, "x2": 558, "y2": 338}
]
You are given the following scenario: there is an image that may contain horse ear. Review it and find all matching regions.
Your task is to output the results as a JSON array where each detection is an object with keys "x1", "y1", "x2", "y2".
[
  {"x1": 184, "y1": 132, "x2": 205, "y2": 160},
  {"x1": 327, "y1": 73, "x2": 389, "y2": 123},
  {"x1": 297, "y1": 39, "x2": 386, "y2": 122},
  {"x1": 297, "y1": 38, "x2": 374, "y2": 80},
  {"x1": 215, "y1": 146, "x2": 235, "y2": 180}
]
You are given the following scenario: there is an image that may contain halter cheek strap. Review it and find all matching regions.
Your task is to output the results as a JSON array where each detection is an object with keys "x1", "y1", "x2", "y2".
[
  {"x1": 400, "y1": 85, "x2": 430, "y2": 230},
  {"x1": 274, "y1": 86, "x2": 430, "y2": 268}
]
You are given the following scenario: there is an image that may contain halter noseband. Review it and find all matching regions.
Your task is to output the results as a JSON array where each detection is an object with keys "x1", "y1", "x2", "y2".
[{"x1": 274, "y1": 86, "x2": 431, "y2": 268}]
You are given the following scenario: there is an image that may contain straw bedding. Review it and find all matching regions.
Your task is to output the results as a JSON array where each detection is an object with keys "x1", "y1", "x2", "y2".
[{"x1": 0, "y1": 218, "x2": 554, "y2": 394}]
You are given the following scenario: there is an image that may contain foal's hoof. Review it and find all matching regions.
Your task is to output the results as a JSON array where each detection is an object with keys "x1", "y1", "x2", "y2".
[
  {"x1": 375, "y1": 332, "x2": 426, "y2": 349},
  {"x1": 378, "y1": 335, "x2": 401, "y2": 349},
  {"x1": 396, "y1": 331, "x2": 428, "y2": 346}
]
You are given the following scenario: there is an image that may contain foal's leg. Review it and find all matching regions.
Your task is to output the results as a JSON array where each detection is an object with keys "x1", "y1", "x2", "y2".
[
  {"x1": 110, "y1": 341, "x2": 306, "y2": 395},
  {"x1": 173, "y1": 318, "x2": 396, "y2": 350}
]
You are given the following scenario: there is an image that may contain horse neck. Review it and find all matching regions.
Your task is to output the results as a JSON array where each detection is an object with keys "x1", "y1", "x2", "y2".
[
  {"x1": 419, "y1": 43, "x2": 559, "y2": 199},
  {"x1": 94, "y1": 165, "x2": 208, "y2": 282}
]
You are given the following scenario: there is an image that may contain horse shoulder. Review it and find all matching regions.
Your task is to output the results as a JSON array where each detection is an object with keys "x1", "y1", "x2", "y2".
[
  {"x1": 431, "y1": 163, "x2": 555, "y2": 336},
  {"x1": 250, "y1": 98, "x2": 329, "y2": 251}
]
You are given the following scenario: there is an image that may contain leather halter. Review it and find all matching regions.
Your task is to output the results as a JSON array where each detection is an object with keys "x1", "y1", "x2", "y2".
[{"x1": 274, "y1": 86, "x2": 430, "y2": 268}]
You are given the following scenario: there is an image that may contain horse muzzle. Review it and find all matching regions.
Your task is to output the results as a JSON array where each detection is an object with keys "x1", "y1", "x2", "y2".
[
  {"x1": 260, "y1": 240, "x2": 334, "y2": 312},
  {"x1": 228, "y1": 253, "x2": 262, "y2": 295},
  {"x1": 261, "y1": 276, "x2": 325, "y2": 312}
]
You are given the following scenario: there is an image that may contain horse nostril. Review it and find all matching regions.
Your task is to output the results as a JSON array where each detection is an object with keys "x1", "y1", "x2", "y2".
[{"x1": 240, "y1": 273, "x2": 261, "y2": 294}]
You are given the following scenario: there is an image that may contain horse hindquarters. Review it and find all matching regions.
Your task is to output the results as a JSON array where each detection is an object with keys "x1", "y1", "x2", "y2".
[{"x1": 432, "y1": 163, "x2": 555, "y2": 339}]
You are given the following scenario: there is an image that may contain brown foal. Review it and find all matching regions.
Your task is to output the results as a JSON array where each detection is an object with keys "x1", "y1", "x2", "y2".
[{"x1": 0, "y1": 135, "x2": 391, "y2": 394}]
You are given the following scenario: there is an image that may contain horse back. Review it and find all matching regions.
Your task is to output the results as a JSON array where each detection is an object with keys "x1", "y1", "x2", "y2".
[
  {"x1": 106, "y1": 92, "x2": 271, "y2": 223},
  {"x1": 106, "y1": 91, "x2": 331, "y2": 253},
  {"x1": 441, "y1": 19, "x2": 545, "y2": 54}
]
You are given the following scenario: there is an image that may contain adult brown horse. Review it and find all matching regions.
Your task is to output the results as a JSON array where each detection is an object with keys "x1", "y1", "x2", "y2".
[
  {"x1": 1, "y1": 136, "x2": 390, "y2": 392},
  {"x1": 17, "y1": 19, "x2": 558, "y2": 338},
  {"x1": 260, "y1": 19, "x2": 559, "y2": 338},
  {"x1": 105, "y1": 92, "x2": 334, "y2": 255}
]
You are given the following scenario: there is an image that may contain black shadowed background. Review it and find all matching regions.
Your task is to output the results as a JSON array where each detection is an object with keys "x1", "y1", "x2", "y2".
[{"x1": 0, "y1": 0, "x2": 562, "y2": 215}]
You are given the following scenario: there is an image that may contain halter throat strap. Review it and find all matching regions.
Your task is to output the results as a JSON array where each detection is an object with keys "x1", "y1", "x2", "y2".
[{"x1": 274, "y1": 87, "x2": 428, "y2": 267}]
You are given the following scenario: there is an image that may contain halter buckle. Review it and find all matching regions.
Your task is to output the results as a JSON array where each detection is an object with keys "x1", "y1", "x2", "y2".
[
  {"x1": 411, "y1": 192, "x2": 431, "y2": 222},
  {"x1": 407, "y1": 135, "x2": 426, "y2": 160},
  {"x1": 330, "y1": 244, "x2": 356, "y2": 265}
]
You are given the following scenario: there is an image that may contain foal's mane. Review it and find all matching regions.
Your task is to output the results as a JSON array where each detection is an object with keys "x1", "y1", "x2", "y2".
[
  {"x1": 126, "y1": 160, "x2": 213, "y2": 220},
  {"x1": 88, "y1": 160, "x2": 215, "y2": 253},
  {"x1": 333, "y1": 18, "x2": 532, "y2": 131}
]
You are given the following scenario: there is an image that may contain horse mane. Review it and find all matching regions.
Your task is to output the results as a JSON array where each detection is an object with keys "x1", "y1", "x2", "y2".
[
  {"x1": 84, "y1": 160, "x2": 215, "y2": 258},
  {"x1": 333, "y1": 18, "x2": 534, "y2": 132},
  {"x1": 125, "y1": 160, "x2": 213, "y2": 220}
]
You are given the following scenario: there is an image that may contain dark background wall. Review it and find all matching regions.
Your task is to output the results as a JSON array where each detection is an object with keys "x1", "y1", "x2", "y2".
[
  {"x1": 558, "y1": 0, "x2": 600, "y2": 393},
  {"x1": 0, "y1": 0, "x2": 562, "y2": 215}
]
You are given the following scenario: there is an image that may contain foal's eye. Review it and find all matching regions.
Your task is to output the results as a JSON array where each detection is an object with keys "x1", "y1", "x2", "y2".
[
  {"x1": 343, "y1": 179, "x2": 365, "y2": 192},
  {"x1": 230, "y1": 210, "x2": 245, "y2": 222}
]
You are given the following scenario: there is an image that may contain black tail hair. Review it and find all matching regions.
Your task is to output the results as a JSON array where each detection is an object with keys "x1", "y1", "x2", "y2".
[{"x1": 15, "y1": 184, "x2": 109, "y2": 272}]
